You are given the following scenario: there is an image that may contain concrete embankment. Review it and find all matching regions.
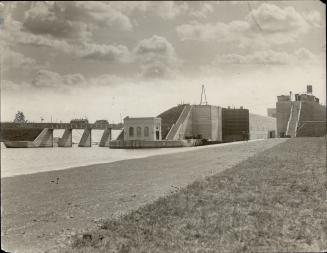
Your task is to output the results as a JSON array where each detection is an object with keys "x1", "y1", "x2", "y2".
[{"x1": 1, "y1": 139, "x2": 285, "y2": 253}]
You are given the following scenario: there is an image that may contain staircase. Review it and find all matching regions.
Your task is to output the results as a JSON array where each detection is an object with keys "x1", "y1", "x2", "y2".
[
  {"x1": 286, "y1": 102, "x2": 301, "y2": 137},
  {"x1": 166, "y1": 105, "x2": 192, "y2": 140}
]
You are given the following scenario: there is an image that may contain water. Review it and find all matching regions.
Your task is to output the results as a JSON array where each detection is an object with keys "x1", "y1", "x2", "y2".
[
  {"x1": 1, "y1": 130, "x2": 261, "y2": 178},
  {"x1": 0, "y1": 130, "x2": 209, "y2": 178}
]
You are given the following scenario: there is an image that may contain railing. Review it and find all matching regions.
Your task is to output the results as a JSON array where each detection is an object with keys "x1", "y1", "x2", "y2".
[{"x1": 0, "y1": 122, "x2": 122, "y2": 130}]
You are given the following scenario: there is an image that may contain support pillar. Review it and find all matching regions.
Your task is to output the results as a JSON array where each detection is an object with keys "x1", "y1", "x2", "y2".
[
  {"x1": 33, "y1": 128, "x2": 53, "y2": 147},
  {"x1": 99, "y1": 128, "x2": 112, "y2": 147},
  {"x1": 58, "y1": 128, "x2": 72, "y2": 147},
  {"x1": 78, "y1": 128, "x2": 91, "y2": 147}
]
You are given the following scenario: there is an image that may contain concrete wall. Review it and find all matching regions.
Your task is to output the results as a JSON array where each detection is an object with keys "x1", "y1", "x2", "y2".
[
  {"x1": 189, "y1": 105, "x2": 222, "y2": 141},
  {"x1": 276, "y1": 99, "x2": 326, "y2": 137},
  {"x1": 276, "y1": 101, "x2": 291, "y2": 137},
  {"x1": 222, "y1": 108, "x2": 249, "y2": 142},
  {"x1": 124, "y1": 117, "x2": 161, "y2": 141},
  {"x1": 109, "y1": 139, "x2": 202, "y2": 149},
  {"x1": 250, "y1": 114, "x2": 276, "y2": 139}
]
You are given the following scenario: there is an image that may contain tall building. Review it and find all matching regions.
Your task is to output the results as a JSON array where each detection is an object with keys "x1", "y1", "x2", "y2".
[{"x1": 276, "y1": 85, "x2": 326, "y2": 137}]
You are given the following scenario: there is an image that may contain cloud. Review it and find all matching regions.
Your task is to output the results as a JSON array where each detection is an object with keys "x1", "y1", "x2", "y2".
[
  {"x1": 246, "y1": 3, "x2": 309, "y2": 34},
  {"x1": 133, "y1": 35, "x2": 181, "y2": 78},
  {"x1": 190, "y1": 2, "x2": 214, "y2": 19},
  {"x1": 177, "y1": 3, "x2": 320, "y2": 48},
  {"x1": 22, "y1": 1, "x2": 132, "y2": 41},
  {"x1": 27, "y1": 70, "x2": 122, "y2": 92},
  {"x1": 23, "y1": 2, "x2": 91, "y2": 40},
  {"x1": 2, "y1": 47, "x2": 37, "y2": 72},
  {"x1": 69, "y1": 1, "x2": 132, "y2": 30},
  {"x1": 1, "y1": 14, "x2": 74, "y2": 52},
  {"x1": 304, "y1": 10, "x2": 322, "y2": 27},
  {"x1": 110, "y1": 1, "x2": 188, "y2": 20},
  {"x1": 30, "y1": 70, "x2": 87, "y2": 91},
  {"x1": 212, "y1": 48, "x2": 320, "y2": 65},
  {"x1": 78, "y1": 43, "x2": 131, "y2": 63}
]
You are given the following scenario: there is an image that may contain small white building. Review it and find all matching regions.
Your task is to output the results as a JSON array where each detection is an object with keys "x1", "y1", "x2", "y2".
[{"x1": 123, "y1": 117, "x2": 162, "y2": 141}]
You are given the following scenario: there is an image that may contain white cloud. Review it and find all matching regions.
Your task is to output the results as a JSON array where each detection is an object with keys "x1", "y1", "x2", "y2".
[
  {"x1": 23, "y1": 2, "x2": 92, "y2": 40},
  {"x1": 110, "y1": 1, "x2": 189, "y2": 20},
  {"x1": 133, "y1": 35, "x2": 181, "y2": 78},
  {"x1": 31, "y1": 70, "x2": 87, "y2": 90},
  {"x1": 2, "y1": 47, "x2": 37, "y2": 72},
  {"x1": 16, "y1": 70, "x2": 123, "y2": 92},
  {"x1": 177, "y1": 3, "x2": 320, "y2": 48},
  {"x1": 78, "y1": 43, "x2": 131, "y2": 63},
  {"x1": 212, "y1": 48, "x2": 320, "y2": 65},
  {"x1": 190, "y1": 2, "x2": 214, "y2": 19}
]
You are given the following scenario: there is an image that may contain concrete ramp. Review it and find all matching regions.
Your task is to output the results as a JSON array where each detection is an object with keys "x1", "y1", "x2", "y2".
[
  {"x1": 166, "y1": 105, "x2": 192, "y2": 140},
  {"x1": 99, "y1": 128, "x2": 111, "y2": 147},
  {"x1": 58, "y1": 129, "x2": 72, "y2": 147},
  {"x1": 33, "y1": 128, "x2": 53, "y2": 147},
  {"x1": 286, "y1": 101, "x2": 301, "y2": 137},
  {"x1": 78, "y1": 128, "x2": 91, "y2": 147}
]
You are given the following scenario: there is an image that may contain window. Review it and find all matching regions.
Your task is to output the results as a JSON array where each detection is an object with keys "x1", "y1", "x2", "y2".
[
  {"x1": 129, "y1": 127, "x2": 134, "y2": 137},
  {"x1": 144, "y1": 126, "x2": 149, "y2": 137},
  {"x1": 137, "y1": 127, "x2": 142, "y2": 137}
]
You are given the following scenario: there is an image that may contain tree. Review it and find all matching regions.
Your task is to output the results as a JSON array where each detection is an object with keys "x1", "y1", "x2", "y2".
[{"x1": 13, "y1": 111, "x2": 27, "y2": 123}]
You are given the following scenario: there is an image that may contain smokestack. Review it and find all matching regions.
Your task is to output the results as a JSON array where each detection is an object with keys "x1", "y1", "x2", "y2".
[{"x1": 307, "y1": 85, "x2": 312, "y2": 94}]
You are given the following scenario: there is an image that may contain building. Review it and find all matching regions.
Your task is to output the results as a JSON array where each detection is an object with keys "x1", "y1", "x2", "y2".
[
  {"x1": 267, "y1": 108, "x2": 277, "y2": 118},
  {"x1": 158, "y1": 104, "x2": 223, "y2": 142},
  {"x1": 123, "y1": 117, "x2": 162, "y2": 141},
  {"x1": 222, "y1": 107, "x2": 249, "y2": 142},
  {"x1": 276, "y1": 85, "x2": 326, "y2": 137},
  {"x1": 250, "y1": 114, "x2": 276, "y2": 139}
]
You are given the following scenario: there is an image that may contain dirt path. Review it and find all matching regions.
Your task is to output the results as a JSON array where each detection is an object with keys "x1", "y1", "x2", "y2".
[{"x1": 1, "y1": 139, "x2": 285, "y2": 253}]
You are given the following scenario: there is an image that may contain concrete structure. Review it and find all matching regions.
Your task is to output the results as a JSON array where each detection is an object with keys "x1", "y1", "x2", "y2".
[
  {"x1": 267, "y1": 108, "x2": 277, "y2": 118},
  {"x1": 4, "y1": 128, "x2": 54, "y2": 148},
  {"x1": 99, "y1": 128, "x2": 112, "y2": 147},
  {"x1": 276, "y1": 86, "x2": 326, "y2": 137},
  {"x1": 187, "y1": 105, "x2": 222, "y2": 141},
  {"x1": 250, "y1": 114, "x2": 276, "y2": 139},
  {"x1": 222, "y1": 108, "x2": 249, "y2": 142},
  {"x1": 123, "y1": 117, "x2": 162, "y2": 141},
  {"x1": 1, "y1": 119, "x2": 117, "y2": 148},
  {"x1": 110, "y1": 139, "x2": 202, "y2": 149},
  {"x1": 58, "y1": 129, "x2": 72, "y2": 147},
  {"x1": 160, "y1": 104, "x2": 223, "y2": 142},
  {"x1": 78, "y1": 128, "x2": 92, "y2": 147}
]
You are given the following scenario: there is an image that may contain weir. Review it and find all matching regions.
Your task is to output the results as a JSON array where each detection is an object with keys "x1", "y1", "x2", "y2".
[
  {"x1": 78, "y1": 128, "x2": 92, "y2": 147},
  {"x1": 99, "y1": 128, "x2": 112, "y2": 147},
  {"x1": 58, "y1": 129, "x2": 72, "y2": 147},
  {"x1": 33, "y1": 128, "x2": 53, "y2": 147}
]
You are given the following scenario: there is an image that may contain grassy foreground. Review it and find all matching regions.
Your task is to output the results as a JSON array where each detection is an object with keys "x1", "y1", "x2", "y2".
[{"x1": 68, "y1": 138, "x2": 327, "y2": 252}]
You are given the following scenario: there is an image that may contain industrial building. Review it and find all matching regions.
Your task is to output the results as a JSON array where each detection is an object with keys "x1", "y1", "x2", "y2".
[
  {"x1": 276, "y1": 85, "x2": 326, "y2": 137},
  {"x1": 110, "y1": 102, "x2": 277, "y2": 148},
  {"x1": 123, "y1": 117, "x2": 162, "y2": 141}
]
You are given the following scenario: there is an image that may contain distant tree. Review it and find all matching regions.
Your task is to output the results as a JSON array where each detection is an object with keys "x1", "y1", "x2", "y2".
[{"x1": 13, "y1": 111, "x2": 27, "y2": 123}]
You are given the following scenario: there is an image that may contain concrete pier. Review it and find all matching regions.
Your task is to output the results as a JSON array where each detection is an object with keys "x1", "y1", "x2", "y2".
[
  {"x1": 58, "y1": 129, "x2": 72, "y2": 147},
  {"x1": 33, "y1": 128, "x2": 53, "y2": 147},
  {"x1": 99, "y1": 128, "x2": 111, "y2": 147},
  {"x1": 78, "y1": 128, "x2": 91, "y2": 147}
]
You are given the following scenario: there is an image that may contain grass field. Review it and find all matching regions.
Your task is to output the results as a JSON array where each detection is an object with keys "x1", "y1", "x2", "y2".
[{"x1": 69, "y1": 137, "x2": 327, "y2": 253}]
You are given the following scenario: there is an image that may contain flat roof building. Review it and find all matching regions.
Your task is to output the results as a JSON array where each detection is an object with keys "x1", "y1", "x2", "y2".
[{"x1": 123, "y1": 117, "x2": 162, "y2": 141}]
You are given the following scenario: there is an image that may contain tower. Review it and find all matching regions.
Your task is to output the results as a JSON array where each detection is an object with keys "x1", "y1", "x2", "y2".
[{"x1": 199, "y1": 85, "x2": 208, "y2": 105}]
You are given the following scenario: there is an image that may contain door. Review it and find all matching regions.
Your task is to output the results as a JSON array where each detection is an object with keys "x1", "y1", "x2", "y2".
[{"x1": 156, "y1": 131, "x2": 160, "y2": 140}]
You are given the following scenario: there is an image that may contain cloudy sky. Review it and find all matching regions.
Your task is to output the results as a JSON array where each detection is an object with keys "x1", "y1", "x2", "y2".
[{"x1": 0, "y1": 1, "x2": 325, "y2": 123}]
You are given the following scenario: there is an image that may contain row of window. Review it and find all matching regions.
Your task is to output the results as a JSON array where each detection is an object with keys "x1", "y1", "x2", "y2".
[{"x1": 129, "y1": 126, "x2": 149, "y2": 137}]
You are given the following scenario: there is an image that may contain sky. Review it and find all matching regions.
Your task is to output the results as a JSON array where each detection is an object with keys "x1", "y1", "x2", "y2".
[{"x1": 0, "y1": 1, "x2": 325, "y2": 123}]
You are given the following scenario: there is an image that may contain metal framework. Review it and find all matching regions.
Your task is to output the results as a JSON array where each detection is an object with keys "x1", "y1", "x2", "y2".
[{"x1": 199, "y1": 85, "x2": 208, "y2": 105}]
